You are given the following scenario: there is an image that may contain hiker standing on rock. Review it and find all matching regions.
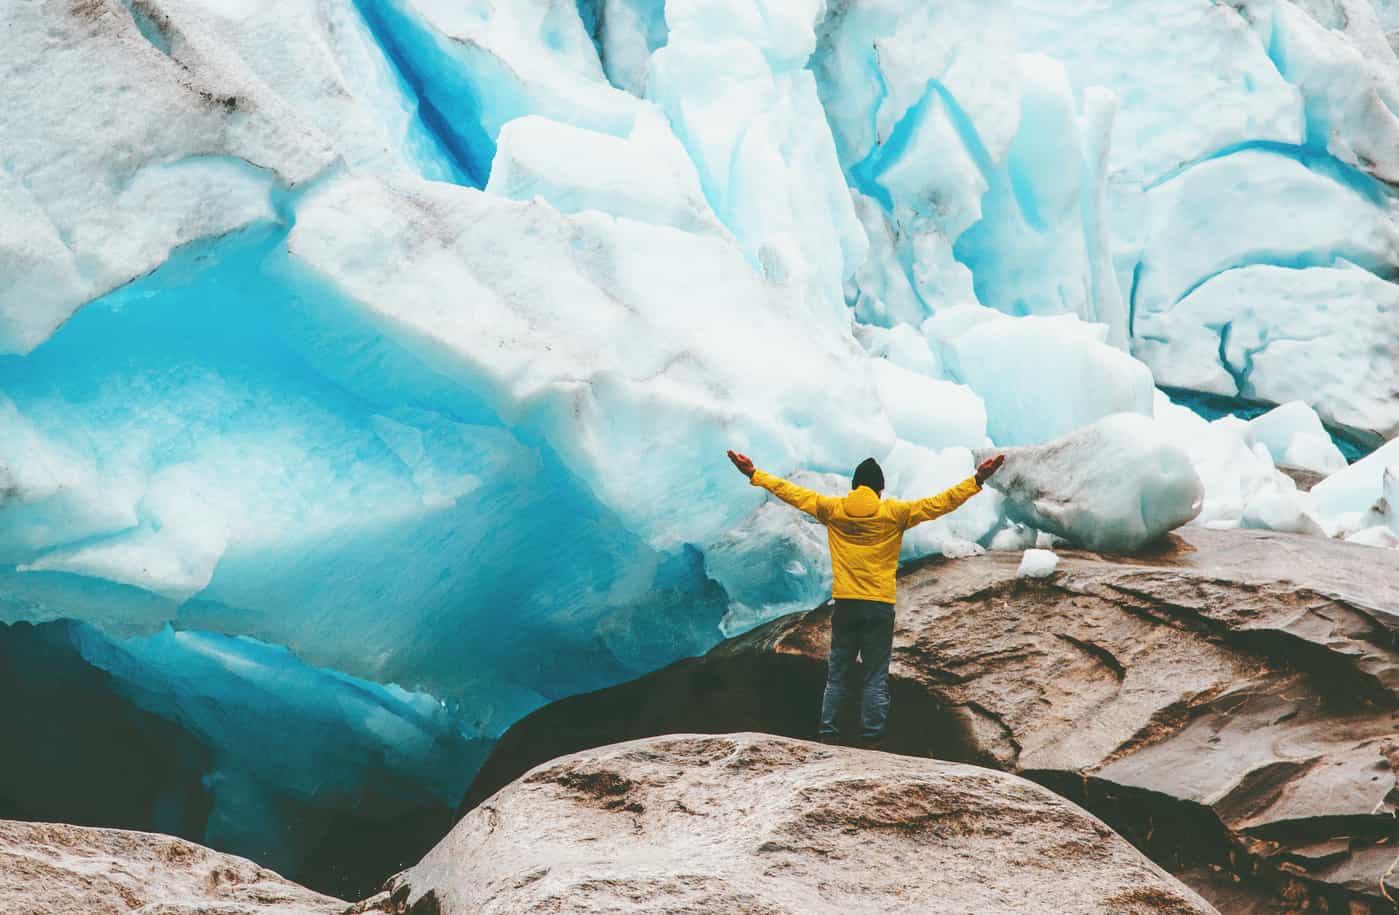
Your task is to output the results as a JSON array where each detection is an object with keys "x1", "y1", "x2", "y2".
[{"x1": 726, "y1": 450, "x2": 1004, "y2": 749}]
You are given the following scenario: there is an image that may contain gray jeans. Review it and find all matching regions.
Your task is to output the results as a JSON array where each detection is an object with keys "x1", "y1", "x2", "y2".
[{"x1": 818, "y1": 598, "x2": 895, "y2": 744}]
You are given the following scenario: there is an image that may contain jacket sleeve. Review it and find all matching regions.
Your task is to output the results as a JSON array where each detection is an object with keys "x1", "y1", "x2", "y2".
[
  {"x1": 892, "y1": 476, "x2": 982, "y2": 529},
  {"x1": 750, "y1": 469, "x2": 840, "y2": 523}
]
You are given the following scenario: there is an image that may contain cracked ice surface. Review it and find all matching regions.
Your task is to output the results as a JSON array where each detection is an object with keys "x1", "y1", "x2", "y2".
[
  {"x1": 0, "y1": 0, "x2": 334, "y2": 354},
  {"x1": 816, "y1": 0, "x2": 1399, "y2": 439}
]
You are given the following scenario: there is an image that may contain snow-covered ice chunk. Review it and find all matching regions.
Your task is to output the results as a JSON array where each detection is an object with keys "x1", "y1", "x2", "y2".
[
  {"x1": 1238, "y1": 0, "x2": 1399, "y2": 185},
  {"x1": 1152, "y1": 392, "x2": 1295, "y2": 528},
  {"x1": 1132, "y1": 151, "x2": 1399, "y2": 330},
  {"x1": 1345, "y1": 525, "x2": 1399, "y2": 549},
  {"x1": 148, "y1": 0, "x2": 460, "y2": 181},
  {"x1": 951, "y1": 61, "x2": 1127, "y2": 344},
  {"x1": 853, "y1": 322, "x2": 943, "y2": 378},
  {"x1": 1240, "y1": 485, "x2": 1326, "y2": 538},
  {"x1": 882, "y1": 442, "x2": 1003, "y2": 560},
  {"x1": 1248, "y1": 401, "x2": 1347, "y2": 474},
  {"x1": 1017, "y1": 549, "x2": 1059, "y2": 579},
  {"x1": 979, "y1": 413, "x2": 1204, "y2": 553},
  {"x1": 870, "y1": 360, "x2": 986, "y2": 451},
  {"x1": 936, "y1": 311, "x2": 1154, "y2": 446},
  {"x1": 648, "y1": 0, "x2": 866, "y2": 315},
  {"x1": 486, "y1": 114, "x2": 724, "y2": 236},
  {"x1": 0, "y1": 0, "x2": 334, "y2": 354},
  {"x1": 989, "y1": 524, "x2": 1039, "y2": 552},
  {"x1": 1136, "y1": 263, "x2": 1399, "y2": 440},
  {"x1": 1312, "y1": 437, "x2": 1399, "y2": 519}
]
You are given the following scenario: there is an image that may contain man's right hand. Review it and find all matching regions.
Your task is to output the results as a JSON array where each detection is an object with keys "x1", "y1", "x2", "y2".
[
  {"x1": 727, "y1": 450, "x2": 756, "y2": 479},
  {"x1": 976, "y1": 454, "x2": 1005, "y2": 485}
]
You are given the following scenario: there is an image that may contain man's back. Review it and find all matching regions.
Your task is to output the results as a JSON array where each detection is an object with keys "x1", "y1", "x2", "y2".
[
  {"x1": 748, "y1": 469, "x2": 982, "y2": 604},
  {"x1": 728, "y1": 450, "x2": 1002, "y2": 748}
]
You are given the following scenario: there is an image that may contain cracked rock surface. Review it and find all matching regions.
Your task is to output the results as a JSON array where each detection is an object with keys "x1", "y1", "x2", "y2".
[
  {"x1": 0, "y1": 819, "x2": 345, "y2": 915},
  {"x1": 367, "y1": 733, "x2": 1214, "y2": 915},
  {"x1": 465, "y1": 528, "x2": 1399, "y2": 913}
]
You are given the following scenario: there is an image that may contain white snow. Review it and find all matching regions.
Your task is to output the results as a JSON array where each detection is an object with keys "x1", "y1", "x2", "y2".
[
  {"x1": 1016, "y1": 549, "x2": 1059, "y2": 579},
  {"x1": 1312, "y1": 437, "x2": 1399, "y2": 519}
]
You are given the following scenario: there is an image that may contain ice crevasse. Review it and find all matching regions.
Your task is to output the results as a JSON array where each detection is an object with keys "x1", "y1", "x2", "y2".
[{"x1": 2, "y1": 0, "x2": 1399, "y2": 882}]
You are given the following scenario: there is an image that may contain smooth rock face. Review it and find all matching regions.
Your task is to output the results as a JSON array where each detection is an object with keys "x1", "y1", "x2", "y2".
[
  {"x1": 465, "y1": 528, "x2": 1399, "y2": 913},
  {"x1": 376, "y1": 733, "x2": 1213, "y2": 915},
  {"x1": 0, "y1": 819, "x2": 344, "y2": 915}
]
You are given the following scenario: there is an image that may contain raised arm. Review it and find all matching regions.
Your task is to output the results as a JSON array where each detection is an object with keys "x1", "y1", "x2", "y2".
[
  {"x1": 727, "y1": 450, "x2": 839, "y2": 523},
  {"x1": 893, "y1": 477, "x2": 982, "y2": 528},
  {"x1": 892, "y1": 454, "x2": 1005, "y2": 529}
]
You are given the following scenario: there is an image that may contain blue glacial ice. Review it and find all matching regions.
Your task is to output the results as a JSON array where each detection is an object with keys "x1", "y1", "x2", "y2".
[
  {"x1": 3, "y1": 0, "x2": 1399, "y2": 887},
  {"x1": 0, "y1": 617, "x2": 479, "y2": 898}
]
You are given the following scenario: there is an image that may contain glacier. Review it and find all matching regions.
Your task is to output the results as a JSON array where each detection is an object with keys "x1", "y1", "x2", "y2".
[
  {"x1": 0, "y1": 617, "x2": 480, "y2": 898},
  {"x1": 2, "y1": 0, "x2": 1399, "y2": 891}
]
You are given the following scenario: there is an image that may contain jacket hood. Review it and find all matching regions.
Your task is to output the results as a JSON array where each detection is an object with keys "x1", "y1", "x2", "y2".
[{"x1": 843, "y1": 485, "x2": 881, "y2": 518}]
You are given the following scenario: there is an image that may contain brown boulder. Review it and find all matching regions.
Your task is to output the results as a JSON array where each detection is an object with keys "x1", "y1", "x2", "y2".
[
  {"x1": 0, "y1": 819, "x2": 345, "y2": 915},
  {"x1": 464, "y1": 528, "x2": 1399, "y2": 913},
  {"x1": 368, "y1": 733, "x2": 1215, "y2": 914}
]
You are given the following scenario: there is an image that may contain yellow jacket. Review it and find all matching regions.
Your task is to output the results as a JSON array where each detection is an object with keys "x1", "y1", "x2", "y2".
[{"x1": 750, "y1": 469, "x2": 982, "y2": 605}]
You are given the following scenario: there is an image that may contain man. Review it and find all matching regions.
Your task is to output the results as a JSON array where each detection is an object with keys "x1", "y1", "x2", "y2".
[{"x1": 726, "y1": 449, "x2": 1004, "y2": 749}]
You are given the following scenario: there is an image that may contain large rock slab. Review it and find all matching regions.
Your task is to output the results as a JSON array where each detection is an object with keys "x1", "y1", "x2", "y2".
[
  {"x1": 465, "y1": 528, "x2": 1399, "y2": 913},
  {"x1": 0, "y1": 819, "x2": 344, "y2": 915},
  {"x1": 368, "y1": 733, "x2": 1213, "y2": 915}
]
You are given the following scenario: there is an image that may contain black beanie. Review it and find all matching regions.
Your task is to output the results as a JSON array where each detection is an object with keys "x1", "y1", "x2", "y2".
[{"x1": 851, "y1": 457, "x2": 884, "y2": 493}]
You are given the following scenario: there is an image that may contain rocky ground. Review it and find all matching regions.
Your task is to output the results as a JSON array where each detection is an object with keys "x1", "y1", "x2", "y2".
[
  {"x1": 0, "y1": 819, "x2": 345, "y2": 915},
  {"x1": 5, "y1": 527, "x2": 1396, "y2": 914},
  {"x1": 359, "y1": 732, "x2": 1215, "y2": 915},
  {"x1": 464, "y1": 528, "x2": 1399, "y2": 913}
]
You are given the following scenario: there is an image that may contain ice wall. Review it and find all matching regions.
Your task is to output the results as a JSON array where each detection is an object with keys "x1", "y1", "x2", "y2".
[
  {"x1": 3, "y1": 0, "x2": 1399, "y2": 886},
  {"x1": 0, "y1": 618, "x2": 480, "y2": 898},
  {"x1": 814, "y1": 0, "x2": 1399, "y2": 440}
]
